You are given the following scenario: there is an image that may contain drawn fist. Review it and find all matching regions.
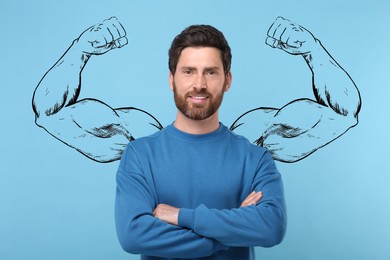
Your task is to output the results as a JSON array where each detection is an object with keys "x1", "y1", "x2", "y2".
[
  {"x1": 266, "y1": 17, "x2": 318, "y2": 55},
  {"x1": 75, "y1": 16, "x2": 128, "y2": 55}
]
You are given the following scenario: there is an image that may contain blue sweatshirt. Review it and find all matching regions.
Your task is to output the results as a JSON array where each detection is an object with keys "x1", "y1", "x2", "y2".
[{"x1": 115, "y1": 123, "x2": 286, "y2": 259}]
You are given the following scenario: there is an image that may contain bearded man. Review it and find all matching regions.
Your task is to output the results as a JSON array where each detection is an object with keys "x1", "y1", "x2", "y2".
[{"x1": 115, "y1": 24, "x2": 286, "y2": 260}]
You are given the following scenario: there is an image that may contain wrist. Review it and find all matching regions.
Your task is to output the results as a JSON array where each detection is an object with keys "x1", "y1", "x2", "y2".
[
  {"x1": 178, "y1": 207, "x2": 195, "y2": 229},
  {"x1": 302, "y1": 40, "x2": 330, "y2": 69},
  {"x1": 69, "y1": 39, "x2": 92, "y2": 64}
]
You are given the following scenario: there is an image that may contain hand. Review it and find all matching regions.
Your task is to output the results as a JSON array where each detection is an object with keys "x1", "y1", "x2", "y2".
[
  {"x1": 265, "y1": 16, "x2": 318, "y2": 55},
  {"x1": 153, "y1": 204, "x2": 179, "y2": 225},
  {"x1": 75, "y1": 16, "x2": 128, "y2": 55},
  {"x1": 240, "y1": 191, "x2": 263, "y2": 207}
]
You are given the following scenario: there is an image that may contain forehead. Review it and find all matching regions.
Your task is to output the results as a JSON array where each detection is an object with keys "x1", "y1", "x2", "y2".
[{"x1": 177, "y1": 47, "x2": 223, "y2": 68}]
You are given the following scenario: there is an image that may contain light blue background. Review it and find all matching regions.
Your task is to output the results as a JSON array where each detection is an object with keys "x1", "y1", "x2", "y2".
[{"x1": 1, "y1": 0, "x2": 389, "y2": 259}]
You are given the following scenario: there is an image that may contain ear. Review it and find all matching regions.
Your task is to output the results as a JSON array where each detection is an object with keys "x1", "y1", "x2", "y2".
[
  {"x1": 169, "y1": 72, "x2": 174, "y2": 91},
  {"x1": 224, "y1": 71, "x2": 232, "y2": 92}
]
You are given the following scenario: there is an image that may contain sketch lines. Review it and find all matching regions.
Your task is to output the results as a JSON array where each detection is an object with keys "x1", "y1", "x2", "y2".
[{"x1": 32, "y1": 16, "x2": 361, "y2": 163}]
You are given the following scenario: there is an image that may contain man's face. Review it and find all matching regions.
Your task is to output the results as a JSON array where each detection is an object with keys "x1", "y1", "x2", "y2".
[{"x1": 169, "y1": 47, "x2": 232, "y2": 121}]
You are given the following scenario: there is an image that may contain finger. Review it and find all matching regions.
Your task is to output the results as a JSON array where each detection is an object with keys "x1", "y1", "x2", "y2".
[
  {"x1": 248, "y1": 193, "x2": 263, "y2": 206},
  {"x1": 106, "y1": 23, "x2": 121, "y2": 41},
  {"x1": 256, "y1": 191, "x2": 263, "y2": 202},
  {"x1": 111, "y1": 18, "x2": 127, "y2": 38},
  {"x1": 115, "y1": 36, "x2": 128, "y2": 48},
  {"x1": 280, "y1": 27, "x2": 290, "y2": 45},
  {"x1": 267, "y1": 16, "x2": 287, "y2": 38},
  {"x1": 240, "y1": 191, "x2": 256, "y2": 206},
  {"x1": 267, "y1": 22, "x2": 281, "y2": 38},
  {"x1": 243, "y1": 198, "x2": 257, "y2": 206},
  {"x1": 282, "y1": 29, "x2": 299, "y2": 48},
  {"x1": 241, "y1": 191, "x2": 262, "y2": 207},
  {"x1": 251, "y1": 192, "x2": 263, "y2": 204},
  {"x1": 247, "y1": 191, "x2": 256, "y2": 198},
  {"x1": 266, "y1": 16, "x2": 280, "y2": 37},
  {"x1": 104, "y1": 16, "x2": 127, "y2": 38},
  {"x1": 153, "y1": 203, "x2": 162, "y2": 216},
  {"x1": 275, "y1": 18, "x2": 294, "y2": 43},
  {"x1": 99, "y1": 28, "x2": 120, "y2": 50},
  {"x1": 241, "y1": 200, "x2": 252, "y2": 207},
  {"x1": 242, "y1": 196, "x2": 259, "y2": 207},
  {"x1": 273, "y1": 24, "x2": 287, "y2": 42},
  {"x1": 95, "y1": 19, "x2": 115, "y2": 44},
  {"x1": 243, "y1": 191, "x2": 256, "y2": 201},
  {"x1": 105, "y1": 18, "x2": 127, "y2": 49},
  {"x1": 265, "y1": 37, "x2": 280, "y2": 49},
  {"x1": 104, "y1": 16, "x2": 119, "y2": 26},
  {"x1": 103, "y1": 26, "x2": 115, "y2": 44}
]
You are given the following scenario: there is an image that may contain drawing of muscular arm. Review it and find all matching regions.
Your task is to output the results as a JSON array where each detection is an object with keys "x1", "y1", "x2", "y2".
[
  {"x1": 231, "y1": 17, "x2": 362, "y2": 163},
  {"x1": 32, "y1": 17, "x2": 162, "y2": 163}
]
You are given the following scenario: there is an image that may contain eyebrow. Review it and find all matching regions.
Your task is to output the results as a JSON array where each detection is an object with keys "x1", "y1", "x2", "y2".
[
  {"x1": 180, "y1": 66, "x2": 222, "y2": 71},
  {"x1": 204, "y1": 66, "x2": 221, "y2": 71}
]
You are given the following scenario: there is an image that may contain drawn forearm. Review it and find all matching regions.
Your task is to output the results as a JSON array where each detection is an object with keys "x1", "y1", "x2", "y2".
[
  {"x1": 258, "y1": 100, "x2": 352, "y2": 162},
  {"x1": 303, "y1": 40, "x2": 361, "y2": 120},
  {"x1": 32, "y1": 41, "x2": 90, "y2": 119}
]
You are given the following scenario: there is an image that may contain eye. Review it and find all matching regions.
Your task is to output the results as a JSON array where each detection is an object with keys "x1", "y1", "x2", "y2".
[
  {"x1": 183, "y1": 68, "x2": 193, "y2": 76},
  {"x1": 207, "y1": 70, "x2": 218, "y2": 77}
]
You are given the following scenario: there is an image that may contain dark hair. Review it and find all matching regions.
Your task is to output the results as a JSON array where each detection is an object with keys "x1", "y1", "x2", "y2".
[{"x1": 168, "y1": 25, "x2": 232, "y2": 75}]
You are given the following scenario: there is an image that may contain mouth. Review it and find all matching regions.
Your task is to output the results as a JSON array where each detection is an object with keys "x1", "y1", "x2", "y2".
[
  {"x1": 188, "y1": 95, "x2": 209, "y2": 105},
  {"x1": 189, "y1": 95, "x2": 208, "y2": 100}
]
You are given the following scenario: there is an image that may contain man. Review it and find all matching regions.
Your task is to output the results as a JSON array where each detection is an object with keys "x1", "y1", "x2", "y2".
[{"x1": 115, "y1": 24, "x2": 286, "y2": 259}]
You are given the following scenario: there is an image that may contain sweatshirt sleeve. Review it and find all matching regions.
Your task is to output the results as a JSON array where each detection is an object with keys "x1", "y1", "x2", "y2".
[
  {"x1": 178, "y1": 150, "x2": 287, "y2": 248},
  {"x1": 115, "y1": 145, "x2": 228, "y2": 258}
]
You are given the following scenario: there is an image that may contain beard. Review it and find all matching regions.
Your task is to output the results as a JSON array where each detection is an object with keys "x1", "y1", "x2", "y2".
[{"x1": 173, "y1": 81, "x2": 226, "y2": 121}]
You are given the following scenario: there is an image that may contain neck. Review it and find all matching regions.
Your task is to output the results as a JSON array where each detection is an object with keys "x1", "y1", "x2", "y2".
[{"x1": 174, "y1": 111, "x2": 220, "y2": 134}]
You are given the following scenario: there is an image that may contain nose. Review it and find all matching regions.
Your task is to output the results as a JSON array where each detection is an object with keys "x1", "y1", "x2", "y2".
[{"x1": 194, "y1": 74, "x2": 207, "y2": 89}]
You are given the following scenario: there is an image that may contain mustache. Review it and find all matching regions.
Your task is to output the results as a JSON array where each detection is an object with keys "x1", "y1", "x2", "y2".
[{"x1": 185, "y1": 89, "x2": 212, "y2": 98}]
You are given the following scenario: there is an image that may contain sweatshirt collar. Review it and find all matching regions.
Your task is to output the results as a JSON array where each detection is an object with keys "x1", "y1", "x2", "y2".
[{"x1": 166, "y1": 122, "x2": 228, "y2": 143}]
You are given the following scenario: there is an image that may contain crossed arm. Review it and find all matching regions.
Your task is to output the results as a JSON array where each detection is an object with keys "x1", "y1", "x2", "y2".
[{"x1": 153, "y1": 191, "x2": 263, "y2": 225}]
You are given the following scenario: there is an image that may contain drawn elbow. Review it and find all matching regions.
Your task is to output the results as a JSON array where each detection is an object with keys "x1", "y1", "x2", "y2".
[
  {"x1": 338, "y1": 111, "x2": 359, "y2": 131},
  {"x1": 350, "y1": 113, "x2": 359, "y2": 127},
  {"x1": 32, "y1": 98, "x2": 52, "y2": 128},
  {"x1": 332, "y1": 99, "x2": 361, "y2": 129},
  {"x1": 34, "y1": 113, "x2": 44, "y2": 128},
  {"x1": 33, "y1": 108, "x2": 51, "y2": 129}
]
